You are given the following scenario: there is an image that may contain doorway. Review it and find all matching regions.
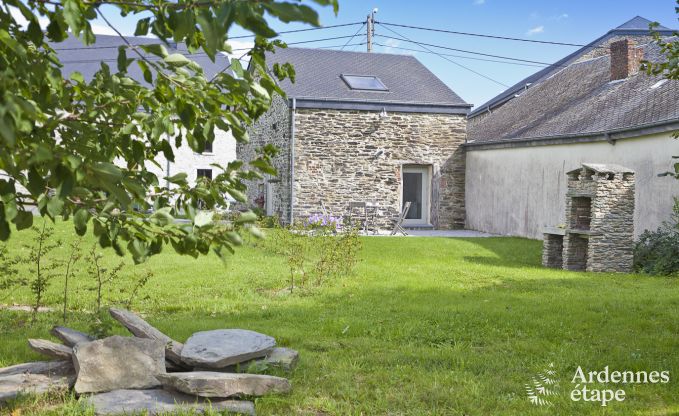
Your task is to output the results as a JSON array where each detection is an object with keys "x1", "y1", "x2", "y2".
[{"x1": 402, "y1": 165, "x2": 431, "y2": 226}]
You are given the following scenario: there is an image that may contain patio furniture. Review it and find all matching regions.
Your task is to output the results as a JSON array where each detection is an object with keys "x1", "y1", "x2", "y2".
[
  {"x1": 390, "y1": 202, "x2": 412, "y2": 236},
  {"x1": 347, "y1": 201, "x2": 368, "y2": 232}
]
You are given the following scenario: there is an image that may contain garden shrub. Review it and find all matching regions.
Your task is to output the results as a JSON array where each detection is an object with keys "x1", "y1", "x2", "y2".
[
  {"x1": 263, "y1": 214, "x2": 362, "y2": 291},
  {"x1": 634, "y1": 200, "x2": 679, "y2": 276}
]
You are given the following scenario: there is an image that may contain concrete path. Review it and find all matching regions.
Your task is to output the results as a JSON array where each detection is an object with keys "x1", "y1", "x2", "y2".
[{"x1": 365, "y1": 229, "x2": 498, "y2": 237}]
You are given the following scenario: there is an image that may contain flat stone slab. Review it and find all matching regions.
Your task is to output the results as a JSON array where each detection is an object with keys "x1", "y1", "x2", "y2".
[
  {"x1": 73, "y1": 335, "x2": 166, "y2": 394},
  {"x1": 158, "y1": 371, "x2": 291, "y2": 398},
  {"x1": 181, "y1": 329, "x2": 275, "y2": 369},
  {"x1": 50, "y1": 326, "x2": 94, "y2": 347},
  {"x1": 109, "y1": 307, "x2": 184, "y2": 365},
  {"x1": 83, "y1": 389, "x2": 255, "y2": 415},
  {"x1": 0, "y1": 361, "x2": 74, "y2": 377},
  {"x1": 28, "y1": 339, "x2": 73, "y2": 360},
  {"x1": 0, "y1": 373, "x2": 72, "y2": 404},
  {"x1": 211, "y1": 347, "x2": 300, "y2": 373}
]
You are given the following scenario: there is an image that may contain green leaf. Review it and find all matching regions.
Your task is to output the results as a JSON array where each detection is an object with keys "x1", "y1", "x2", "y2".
[
  {"x1": 137, "y1": 60, "x2": 153, "y2": 84},
  {"x1": 164, "y1": 53, "x2": 191, "y2": 67},
  {"x1": 140, "y1": 43, "x2": 169, "y2": 58},
  {"x1": 134, "y1": 18, "x2": 150, "y2": 36},
  {"x1": 27, "y1": 168, "x2": 46, "y2": 195},
  {"x1": 150, "y1": 207, "x2": 173, "y2": 226},
  {"x1": 165, "y1": 172, "x2": 188, "y2": 185},
  {"x1": 263, "y1": 3, "x2": 320, "y2": 26},
  {"x1": 117, "y1": 46, "x2": 130, "y2": 73},
  {"x1": 13, "y1": 211, "x2": 33, "y2": 230},
  {"x1": 194, "y1": 210, "x2": 213, "y2": 228},
  {"x1": 235, "y1": 210, "x2": 257, "y2": 224},
  {"x1": 91, "y1": 162, "x2": 123, "y2": 183},
  {"x1": 73, "y1": 208, "x2": 90, "y2": 236},
  {"x1": 46, "y1": 197, "x2": 65, "y2": 218}
]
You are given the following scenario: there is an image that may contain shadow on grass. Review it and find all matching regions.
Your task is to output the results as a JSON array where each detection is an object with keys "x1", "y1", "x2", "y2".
[{"x1": 457, "y1": 237, "x2": 544, "y2": 269}]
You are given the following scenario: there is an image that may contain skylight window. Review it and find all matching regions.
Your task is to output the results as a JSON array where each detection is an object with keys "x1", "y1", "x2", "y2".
[{"x1": 341, "y1": 74, "x2": 388, "y2": 91}]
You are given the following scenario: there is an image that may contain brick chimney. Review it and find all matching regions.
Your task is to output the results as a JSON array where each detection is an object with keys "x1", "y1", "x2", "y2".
[{"x1": 610, "y1": 39, "x2": 643, "y2": 81}]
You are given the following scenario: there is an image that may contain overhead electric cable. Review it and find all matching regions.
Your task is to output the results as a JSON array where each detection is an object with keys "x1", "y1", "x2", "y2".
[
  {"x1": 376, "y1": 24, "x2": 509, "y2": 88},
  {"x1": 340, "y1": 22, "x2": 366, "y2": 50},
  {"x1": 372, "y1": 42, "x2": 550, "y2": 68},
  {"x1": 375, "y1": 33, "x2": 565, "y2": 67},
  {"x1": 53, "y1": 21, "x2": 364, "y2": 50},
  {"x1": 375, "y1": 21, "x2": 604, "y2": 48}
]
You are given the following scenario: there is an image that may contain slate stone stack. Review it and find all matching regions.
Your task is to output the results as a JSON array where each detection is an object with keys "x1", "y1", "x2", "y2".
[{"x1": 543, "y1": 163, "x2": 635, "y2": 273}]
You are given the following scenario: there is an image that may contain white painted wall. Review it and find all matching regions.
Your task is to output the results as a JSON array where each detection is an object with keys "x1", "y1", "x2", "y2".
[
  {"x1": 145, "y1": 128, "x2": 237, "y2": 188},
  {"x1": 465, "y1": 132, "x2": 679, "y2": 239}
]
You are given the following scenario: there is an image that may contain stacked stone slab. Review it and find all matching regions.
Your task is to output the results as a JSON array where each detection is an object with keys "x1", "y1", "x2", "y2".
[
  {"x1": 542, "y1": 163, "x2": 635, "y2": 273},
  {"x1": 0, "y1": 308, "x2": 299, "y2": 415}
]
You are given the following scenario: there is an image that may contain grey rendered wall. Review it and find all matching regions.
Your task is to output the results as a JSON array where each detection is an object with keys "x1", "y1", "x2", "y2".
[{"x1": 465, "y1": 132, "x2": 679, "y2": 239}]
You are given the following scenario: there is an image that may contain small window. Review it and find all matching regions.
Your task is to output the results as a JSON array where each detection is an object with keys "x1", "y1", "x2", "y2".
[
  {"x1": 203, "y1": 141, "x2": 213, "y2": 153},
  {"x1": 197, "y1": 169, "x2": 212, "y2": 180},
  {"x1": 340, "y1": 74, "x2": 388, "y2": 91}
]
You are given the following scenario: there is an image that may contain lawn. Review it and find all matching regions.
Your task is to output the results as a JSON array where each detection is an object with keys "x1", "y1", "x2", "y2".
[{"x1": 1, "y1": 219, "x2": 679, "y2": 415}]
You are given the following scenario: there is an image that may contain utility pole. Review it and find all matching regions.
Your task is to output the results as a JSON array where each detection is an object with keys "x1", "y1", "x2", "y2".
[{"x1": 367, "y1": 8, "x2": 377, "y2": 52}]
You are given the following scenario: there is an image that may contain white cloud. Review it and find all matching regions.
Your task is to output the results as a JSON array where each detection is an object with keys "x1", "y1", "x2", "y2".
[
  {"x1": 8, "y1": 6, "x2": 49, "y2": 29},
  {"x1": 381, "y1": 38, "x2": 403, "y2": 54},
  {"x1": 558, "y1": 13, "x2": 569, "y2": 20},
  {"x1": 526, "y1": 25, "x2": 544, "y2": 36},
  {"x1": 225, "y1": 40, "x2": 254, "y2": 65},
  {"x1": 89, "y1": 23, "x2": 123, "y2": 36},
  {"x1": 473, "y1": 0, "x2": 486, "y2": 4},
  {"x1": 529, "y1": 11, "x2": 540, "y2": 19}
]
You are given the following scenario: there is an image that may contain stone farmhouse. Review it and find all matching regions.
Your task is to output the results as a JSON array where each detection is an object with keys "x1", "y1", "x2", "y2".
[
  {"x1": 55, "y1": 35, "x2": 237, "y2": 189},
  {"x1": 239, "y1": 48, "x2": 470, "y2": 229},
  {"x1": 239, "y1": 16, "x2": 679, "y2": 238}
]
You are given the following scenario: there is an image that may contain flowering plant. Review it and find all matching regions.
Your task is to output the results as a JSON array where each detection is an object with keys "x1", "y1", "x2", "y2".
[{"x1": 305, "y1": 214, "x2": 342, "y2": 232}]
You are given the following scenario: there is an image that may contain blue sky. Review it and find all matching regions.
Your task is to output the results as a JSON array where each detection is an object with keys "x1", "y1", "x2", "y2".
[{"x1": 55, "y1": 0, "x2": 679, "y2": 108}]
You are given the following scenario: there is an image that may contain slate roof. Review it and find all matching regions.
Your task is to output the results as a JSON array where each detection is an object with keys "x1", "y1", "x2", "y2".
[
  {"x1": 469, "y1": 16, "x2": 676, "y2": 118},
  {"x1": 467, "y1": 40, "x2": 679, "y2": 144},
  {"x1": 264, "y1": 47, "x2": 470, "y2": 111},
  {"x1": 53, "y1": 34, "x2": 231, "y2": 84}
]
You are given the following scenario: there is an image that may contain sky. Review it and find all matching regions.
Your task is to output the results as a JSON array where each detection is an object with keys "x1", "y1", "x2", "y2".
[{"x1": 12, "y1": 0, "x2": 679, "y2": 108}]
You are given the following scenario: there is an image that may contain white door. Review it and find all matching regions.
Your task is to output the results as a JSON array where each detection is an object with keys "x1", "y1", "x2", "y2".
[{"x1": 402, "y1": 166, "x2": 430, "y2": 226}]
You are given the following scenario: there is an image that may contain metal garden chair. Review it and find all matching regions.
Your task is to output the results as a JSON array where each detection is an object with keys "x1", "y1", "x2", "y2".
[{"x1": 390, "y1": 201, "x2": 412, "y2": 236}]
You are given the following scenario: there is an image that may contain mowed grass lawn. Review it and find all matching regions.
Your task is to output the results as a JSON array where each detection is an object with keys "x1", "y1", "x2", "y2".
[{"x1": 1, "y1": 219, "x2": 679, "y2": 415}]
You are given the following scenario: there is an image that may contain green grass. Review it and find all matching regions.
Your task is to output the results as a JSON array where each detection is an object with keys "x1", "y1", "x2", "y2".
[{"x1": 2, "y1": 219, "x2": 679, "y2": 415}]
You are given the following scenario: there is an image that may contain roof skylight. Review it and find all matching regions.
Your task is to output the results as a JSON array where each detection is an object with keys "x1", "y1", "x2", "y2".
[{"x1": 341, "y1": 74, "x2": 388, "y2": 91}]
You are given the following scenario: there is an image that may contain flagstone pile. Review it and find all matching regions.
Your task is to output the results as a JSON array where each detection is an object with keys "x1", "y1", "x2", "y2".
[{"x1": 0, "y1": 307, "x2": 299, "y2": 415}]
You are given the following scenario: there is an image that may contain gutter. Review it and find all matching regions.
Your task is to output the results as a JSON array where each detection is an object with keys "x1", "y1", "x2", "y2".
[
  {"x1": 292, "y1": 97, "x2": 472, "y2": 115},
  {"x1": 289, "y1": 97, "x2": 296, "y2": 225},
  {"x1": 465, "y1": 119, "x2": 679, "y2": 151}
]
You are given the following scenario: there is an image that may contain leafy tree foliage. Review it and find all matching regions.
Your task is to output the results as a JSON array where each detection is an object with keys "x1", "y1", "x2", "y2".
[
  {"x1": 0, "y1": 0, "x2": 337, "y2": 262},
  {"x1": 642, "y1": 3, "x2": 679, "y2": 177}
]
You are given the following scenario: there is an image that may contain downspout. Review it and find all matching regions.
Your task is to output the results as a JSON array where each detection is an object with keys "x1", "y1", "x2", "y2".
[{"x1": 289, "y1": 97, "x2": 296, "y2": 225}]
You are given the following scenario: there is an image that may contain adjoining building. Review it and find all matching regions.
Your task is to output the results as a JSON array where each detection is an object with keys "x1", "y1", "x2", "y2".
[
  {"x1": 55, "y1": 35, "x2": 237, "y2": 188},
  {"x1": 466, "y1": 17, "x2": 679, "y2": 238}
]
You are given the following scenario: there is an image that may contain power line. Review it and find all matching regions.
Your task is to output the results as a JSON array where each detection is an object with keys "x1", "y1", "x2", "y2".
[
  {"x1": 59, "y1": 35, "x2": 363, "y2": 63},
  {"x1": 372, "y1": 42, "x2": 550, "y2": 68},
  {"x1": 375, "y1": 21, "x2": 604, "y2": 48},
  {"x1": 376, "y1": 24, "x2": 509, "y2": 88},
  {"x1": 375, "y1": 33, "x2": 565, "y2": 67},
  {"x1": 230, "y1": 21, "x2": 364, "y2": 40},
  {"x1": 340, "y1": 22, "x2": 366, "y2": 50},
  {"x1": 53, "y1": 22, "x2": 364, "y2": 50}
]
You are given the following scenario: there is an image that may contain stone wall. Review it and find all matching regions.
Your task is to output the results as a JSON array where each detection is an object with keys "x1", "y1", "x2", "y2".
[
  {"x1": 239, "y1": 94, "x2": 291, "y2": 221},
  {"x1": 542, "y1": 234, "x2": 564, "y2": 268},
  {"x1": 292, "y1": 109, "x2": 467, "y2": 229},
  {"x1": 586, "y1": 171, "x2": 635, "y2": 272}
]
